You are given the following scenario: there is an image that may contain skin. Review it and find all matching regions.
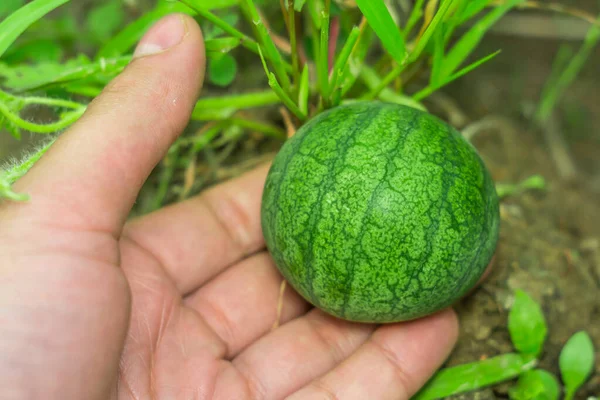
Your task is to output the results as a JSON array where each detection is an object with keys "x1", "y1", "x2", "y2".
[{"x1": 0, "y1": 15, "x2": 460, "y2": 400}]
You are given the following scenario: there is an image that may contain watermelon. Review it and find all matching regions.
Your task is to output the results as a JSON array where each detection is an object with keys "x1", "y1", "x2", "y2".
[{"x1": 261, "y1": 101, "x2": 500, "y2": 323}]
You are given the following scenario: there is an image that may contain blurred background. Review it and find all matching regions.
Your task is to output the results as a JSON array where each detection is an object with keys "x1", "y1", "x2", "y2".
[{"x1": 1, "y1": 0, "x2": 599, "y2": 397}]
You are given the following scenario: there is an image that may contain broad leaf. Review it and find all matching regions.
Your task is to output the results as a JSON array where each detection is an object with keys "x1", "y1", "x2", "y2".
[
  {"x1": 508, "y1": 290, "x2": 547, "y2": 357},
  {"x1": 509, "y1": 370, "x2": 559, "y2": 400},
  {"x1": 559, "y1": 331, "x2": 595, "y2": 400}
]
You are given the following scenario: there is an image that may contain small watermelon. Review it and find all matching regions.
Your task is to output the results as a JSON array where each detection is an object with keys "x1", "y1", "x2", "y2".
[{"x1": 261, "y1": 101, "x2": 500, "y2": 323}]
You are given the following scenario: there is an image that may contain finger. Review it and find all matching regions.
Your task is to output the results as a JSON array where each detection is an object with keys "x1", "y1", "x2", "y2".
[
  {"x1": 14, "y1": 14, "x2": 205, "y2": 237},
  {"x1": 288, "y1": 309, "x2": 459, "y2": 400},
  {"x1": 184, "y1": 251, "x2": 310, "y2": 357},
  {"x1": 214, "y1": 309, "x2": 376, "y2": 399},
  {"x1": 122, "y1": 164, "x2": 269, "y2": 294}
]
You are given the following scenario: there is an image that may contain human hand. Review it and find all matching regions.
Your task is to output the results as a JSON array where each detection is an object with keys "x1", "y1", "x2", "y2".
[{"x1": 0, "y1": 15, "x2": 458, "y2": 400}]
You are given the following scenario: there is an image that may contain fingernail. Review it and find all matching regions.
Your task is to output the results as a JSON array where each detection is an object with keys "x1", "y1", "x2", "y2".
[{"x1": 134, "y1": 14, "x2": 188, "y2": 59}]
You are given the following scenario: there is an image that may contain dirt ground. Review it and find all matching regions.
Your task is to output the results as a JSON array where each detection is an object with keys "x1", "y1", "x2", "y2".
[
  {"x1": 1, "y1": 3, "x2": 599, "y2": 399},
  {"x1": 438, "y1": 33, "x2": 600, "y2": 398}
]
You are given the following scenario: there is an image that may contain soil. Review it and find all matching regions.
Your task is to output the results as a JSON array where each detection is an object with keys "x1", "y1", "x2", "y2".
[{"x1": 1, "y1": 2, "x2": 599, "y2": 399}]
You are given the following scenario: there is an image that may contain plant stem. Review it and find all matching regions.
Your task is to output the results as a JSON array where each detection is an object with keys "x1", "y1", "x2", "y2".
[
  {"x1": 288, "y1": 1, "x2": 301, "y2": 90},
  {"x1": 194, "y1": 90, "x2": 280, "y2": 110},
  {"x1": 0, "y1": 97, "x2": 85, "y2": 134},
  {"x1": 178, "y1": 0, "x2": 261, "y2": 55},
  {"x1": 242, "y1": 0, "x2": 292, "y2": 92},
  {"x1": 329, "y1": 26, "x2": 360, "y2": 95},
  {"x1": 268, "y1": 73, "x2": 307, "y2": 121},
  {"x1": 362, "y1": 62, "x2": 407, "y2": 100},
  {"x1": 318, "y1": 0, "x2": 331, "y2": 104},
  {"x1": 0, "y1": 139, "x2": 56, "y2": 201}
]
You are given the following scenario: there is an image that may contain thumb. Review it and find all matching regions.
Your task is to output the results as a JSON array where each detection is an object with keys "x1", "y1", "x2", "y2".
[{"x1": 13, "y1": 14, "x2": 205, "y2": 237}]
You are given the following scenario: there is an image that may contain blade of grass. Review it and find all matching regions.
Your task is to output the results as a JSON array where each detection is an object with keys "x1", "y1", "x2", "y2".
[
  {"x1": 440, "y1": 0, "x2": 524, "y2": 79},
  {"x1": 403, "y1": 0, "x2": 426, "y2": 37},
  {"x1": 258, "y1": 47, "x2": 306, "y2": 120},
  {"x1": 230, "y1": 117, "x2": 286, "y2": 138},
  {"x1": 359, "y1": 65, "x2": 426, "y2": 110},
  {"x1": 414, "y1": 353, "x2": 537, "y2": 400},
  {"x1": 298, "y1": 65, "x2": 310, "y2": 115},
  {"x1": 178, "y1": 0, "x2": 259, "y2": 54},
  {"x1": 409, "y1": 0, "x2": 453, "y2": 62},
  {"x1": 413, "y1": 49, "x2": 501, "y2": 100},
  {"x1": 191, "y1": 89, "x2": 280, "y2": 120},
  {"x1": 458, "y1": 0, "x2": 491, "y2": 25},
  {"x1": 339, "y1": 18, "x2": 373, "y2": 96},
  {"x1": 294, "y1": 0, "x2": 307, "y2": 12},
  {"x1": 364, "y1": 0, "x2": 453, "y2": 100},
  {"x1": 0, "y1": 0, "x2": 70, "y2": 58},
  {"x1": 318, "y1": 0, "x2": 331, "y2": 102},
  {"x1": 287, "y1": 1, "x2": 301, "y2": 88},
  {"x1": 354, "y1": 0, "x2": 406, "y2": 64},
  {"x1": 536, "y1": 14, "x2": 600, "y2": 123},
  {"x1": 329, "y1": 25, "x2": 360, "y2": 97},
  {"x1": 14, "y1": 56, "x2": 131, "y2": 92},
  {"x1": 441, "y1": 0, "x2": 468, "y2": 43},
  {"x1": 241, "y1": 0, "x2": 292, "y2": 92},
  {"x1": 430, "y1": 26, "x2": 445, "y2": 86}
]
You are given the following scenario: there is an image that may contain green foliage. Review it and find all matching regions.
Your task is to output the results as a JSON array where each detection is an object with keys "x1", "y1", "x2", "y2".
[
  {"x1": 508, "y1": 290, "x2": 548, "y2": 358},
  {"x1": 87, "y1": 0, "x2": 126, "y2": 44},
  {"x1": 354, "y1": 0, "x2": 405, "y2": 64},
  {"x1": 0, "y1": 0, "x2": 70, "y2": 58},
  {"x1": 537, "y1": 13, "x2": 600, "y2": 123},
  {"x1": 509, "y1": 370, "x2": 560, "y2": 400},
  {"x1": 559, "y1": 331, "x2": 595, "y2": 400},
  {"x1": 208, "y1": 53, "x2": 237, "y2": 86},
  {"x1": 0, "y1": 0, "x2": 25, "y2": 19},
  {"x1": 496, "y1": 175, "x2": 547, "y2": 199},
  {"x1": 415, "y1": 354, "x2": 537, "y2": 400}
]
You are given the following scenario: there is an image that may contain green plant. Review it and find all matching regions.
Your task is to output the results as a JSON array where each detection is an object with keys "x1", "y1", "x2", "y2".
[
  {"x1": 1, "y1": 0, "x2": 539, "y2": 202},
  {"x1": 414, "y1": 290, "x2": 596, "y2": 399}
]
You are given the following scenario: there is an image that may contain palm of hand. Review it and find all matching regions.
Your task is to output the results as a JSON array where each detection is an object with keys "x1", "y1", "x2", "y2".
[{"x1": 0, "y1": 15, "x2": 457, "y2": 400}]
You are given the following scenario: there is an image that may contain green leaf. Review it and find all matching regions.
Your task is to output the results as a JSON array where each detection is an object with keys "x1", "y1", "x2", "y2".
[
  {"x1": 414, "y1": 353, "x2": 537, "y2": 400},
  {"x1": 208, "y1": 53, "x2": 237, "y2": 87},
  {"x1": 509, "y1": 370, "x2": 560, "y2": 400},
  {"x1": 440, "y1": 0, "x2": 524, "y2": 79},
  {"x1": 205, "y1": 37, "x2": 242, "y2": 55},
  {"x1": 298, "y1": 65, "x2": 309, "y2": 115},
  {"x1": 294, "y1": 0, "x2": 307, "y2": 12},
  {"x1": 536, "y1": 13, "x2": 600, "y2": 123},
  {"x1": 508, "y1": 290, "x2": 547, "y2": 357},
  {"x1": 2, "y1": 39, "x2": 63, "y2": 64},
  {"x1": 0, "y1": 0, "x2": 70, "y2": 59},
  {"x1": 241, "y1": 0, "x2": 291, "y2": 91},
  {"x1": 354, "y1": 0, "x2": 406, "y2": 64},
  {"x1": 409, "y1": 0, "x2": 454, "y2": 63},
  {"x1": 458, "y1": 0, "x2": 490, "y2": 24},
  {"x1": 559, "y1": 331, "x2": 595, "y2": 400},
  {"x1": 0, "y1": 55, "x2": 129, "y2": 92},
  {"x1": 413, "y1": 49, "x2": 500, "y2": 101},
  {"x1": 87, "y1": 0, "x2": 125, "y2": 44},
  {"x1": 402, "y1": 0, "x2": 426, "y2": 37},
  {"x1": 0, "y1": 0, "x2": 25, "y2": 19}
]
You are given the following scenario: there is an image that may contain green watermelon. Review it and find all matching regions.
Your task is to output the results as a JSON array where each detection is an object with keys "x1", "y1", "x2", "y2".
[{"x1": 261, "y1": 101, "x2": 500, "y2": 323}]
